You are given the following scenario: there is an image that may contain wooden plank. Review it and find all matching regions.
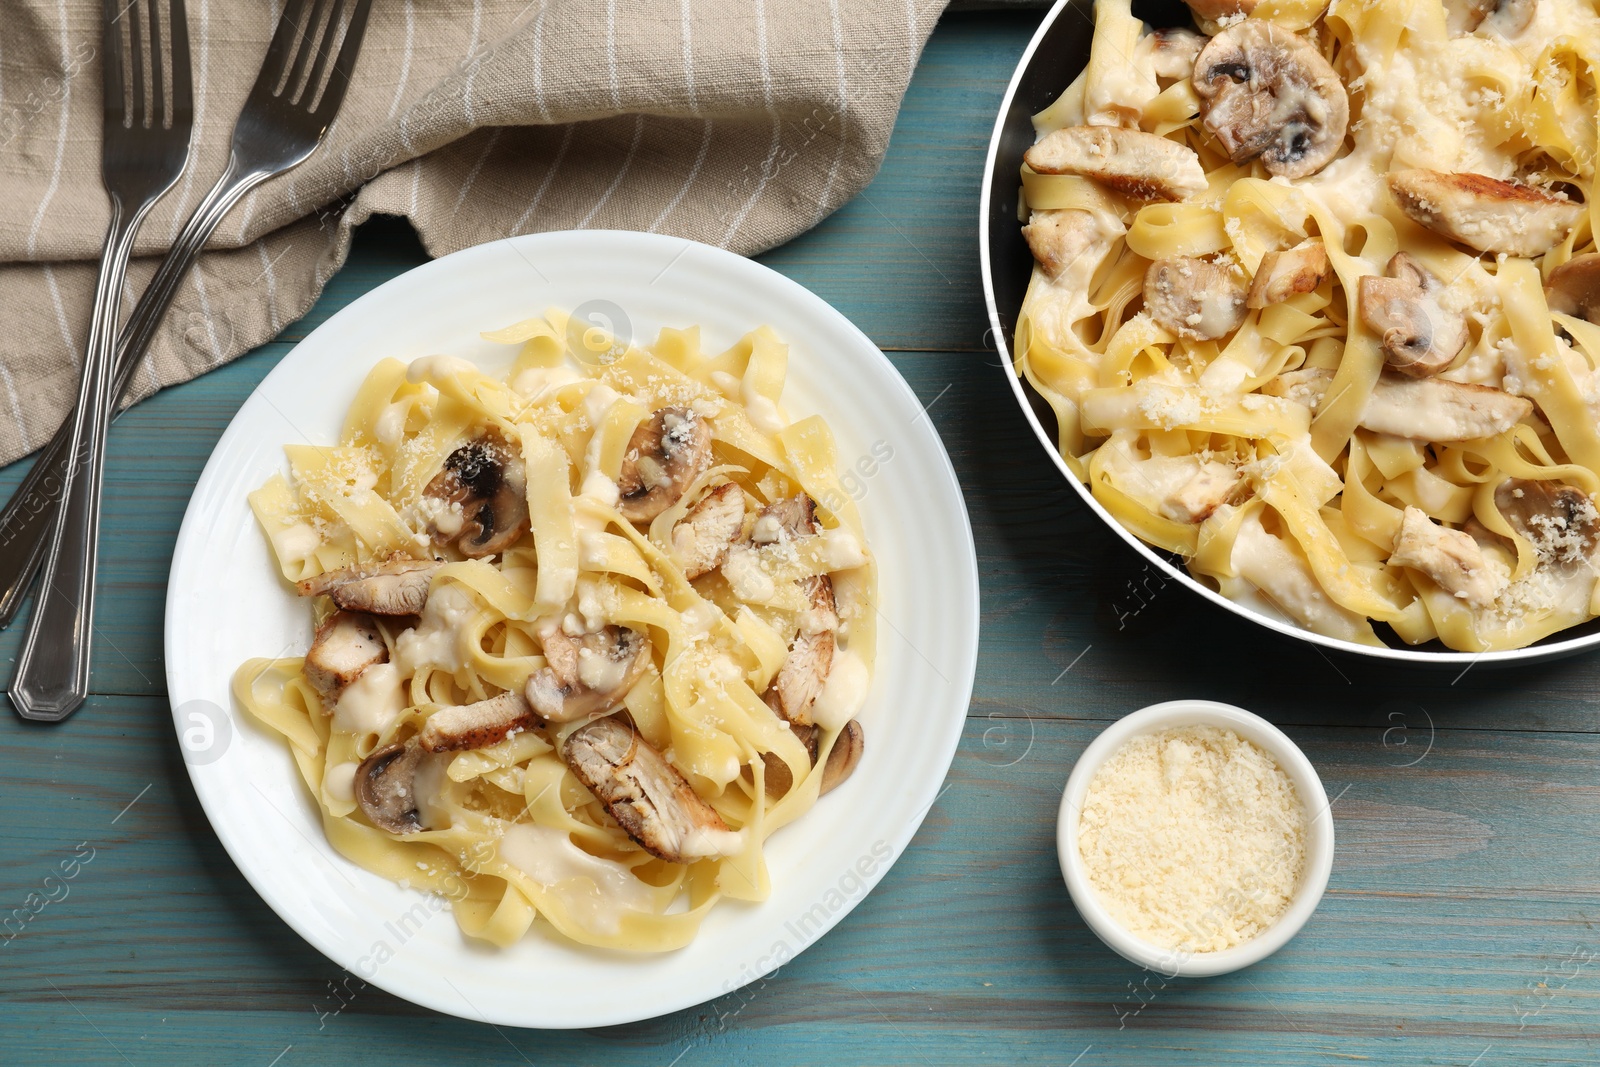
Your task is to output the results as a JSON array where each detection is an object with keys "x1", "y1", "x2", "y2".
[{"x1": 1, "y1": 707, "x2": 1595, "y2": 1064}]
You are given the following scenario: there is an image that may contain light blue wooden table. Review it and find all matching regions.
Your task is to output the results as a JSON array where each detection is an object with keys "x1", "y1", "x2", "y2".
[{"x1": 3, "y1": 10, "x2": 1598, "y2": 1066}]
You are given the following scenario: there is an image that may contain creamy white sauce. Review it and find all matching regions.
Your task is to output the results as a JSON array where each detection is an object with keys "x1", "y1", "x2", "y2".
[
  {"x1": 811, "y1": 649, "x2": 870, "y2": 731},
  {"x1": 582, "y1": 383, "x2": 622, "y2": 429},
  {"x1": 333, "y1": 662, "x2": 408, "y2": 736},
  {"x1": 324, "y1": 761, "x2": 359, "y2": 804},
  {"x1": 579, "y1": 470, "x2": 620, "y2": 508},
  {"x1": 272, "y1": 522, "x2": 321, "y2": 565},
  {"x1": 406, "y1": 354, "x2": 478, "y2": 384},
  {"x1": 819, "y1": 527, "x2": 867, "y2": 570},
  {"x1": 751, "y1": 514, "x2": 782, "y2": 543},
  {"x1": 576, "y1": 646, "x2": 631, "y2": 691},
  {"x1": 496, "y1": 823, "x2": 656, "y2": 935},
  {"x1": 374, "y1": 401, "x2": 409, "y2": 446},
  {"x1": 512, "y1": 363, "x2": 583, "y2": 400},
  {"x1": 721, "y1": 545, "x2": 777, "y2": 602},
  {"x1": 394, "y1": 585, "x2": 477, "y2": 675}
]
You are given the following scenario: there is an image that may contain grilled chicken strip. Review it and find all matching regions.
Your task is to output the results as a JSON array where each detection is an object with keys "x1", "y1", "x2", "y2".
[
  {"x1": 1389, "y1": 506, "x2": 1508, "y2": 607},
  {"x1": 766, "y1": 576, "x2": 838, "y2": 727},
  {"x1": 418, "y1": 691, "x2": 538, "y2": 753},
  {"x1": 1264, "y1": 368, "x2": 1532, "y2": 441},
  {"x1": 1247, "y1": 240, "x2": 1331, "y2": 309},
  {"x1": 1023, "y1": 208, "x2": 1114, "y2": 279},
  {"x1": 563, "y1": 716, "x2": 738, "y2": 863},
  {"x1": 1024, "y1": 125, "x2": 1208, "y2": 202},
  {"x1": 303, "y1": 610, "x2": 387, "y2": 706},
  {"x1": 298, "y1": 558, "x2": 442, "y2": 616},
  {"x1": 1386, "y1": 169, "x2": 1583, "y2": 257},
  {"x1": 671, "y1": 482, "x2": 746, "y2": 579},
  {"x1": 1140, "y1": 27, "x2": 1207, "y2": 81}
]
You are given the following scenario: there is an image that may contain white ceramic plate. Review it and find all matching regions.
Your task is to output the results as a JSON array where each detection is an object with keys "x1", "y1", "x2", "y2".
[{"x1": 164, "y1": 230, "x2": 979, "y2": 1028}]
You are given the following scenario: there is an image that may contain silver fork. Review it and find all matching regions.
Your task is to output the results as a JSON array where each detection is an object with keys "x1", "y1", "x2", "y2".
[
  {"x1": 2, "y1": 0, "x2": 373, "y2": 718},
  {"x1": 8, "y1": 0, "x2": 196, "y2": 721}
]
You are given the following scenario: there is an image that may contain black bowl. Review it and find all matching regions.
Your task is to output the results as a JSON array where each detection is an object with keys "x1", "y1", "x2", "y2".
[{"x1": 975, "y1": 0, "x2": 1600, "y2": 665}]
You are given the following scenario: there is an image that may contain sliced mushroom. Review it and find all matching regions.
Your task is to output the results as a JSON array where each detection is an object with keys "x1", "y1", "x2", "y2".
[
  {"x1": 1390, "y1": 506, "x2": 1508, "y2": 607},
  {"x1": 355, "y1": 739, "x2": 429, "y2": 834},
  {"x1": 1495, "y1": 478, "x2": 1600, "y2": 564},
  {"x1": 423, "y1": 432, "x2": 530, "y2": 558},
  {"x1": 1023, "y1": 126, "x2": 1208, "y2": 203},
  {"x1": 525, "y1": 625, "x2": 652, "y2": 723},
  {"x1": 1546, "y1": 254, "x2": 1600, "y2": 323},
  {"x1": 1140, "y1": 27, "x2": 1208, "y2": 82},
  {"x1": 418, "y1": 691, "x2": 538, "y2": 753},
  {"x1": 563, "y1": 716, "x2": 737, "y2": 863},
  {"x1": 1358, "y1": 252, "x2": 1470, "y2": 378},
  {"x1": 1022, "y1": 209, "x2": 1113, "y2": 279},
  {"x1": 1445, "y1": 0, "x2": 1536, "y2": 36},
  {"x1": 1263, "y1": 368, "x2": 1533, "y2": 440},
  {"x1": 1247, "y1": 239, "x2": 1331, "y2": 309},
  {"x1": 1144, "y1": 256, "x2": 1248, "y2": 341},
  {"x1": 819, "y1": 719, "x2": 864, "y2": 795},
  {"x1": 670, "y1": 482, "x2": 746, "y2": 580},
  {"x1": 1193, "y1": 22, "x2": 1349, "y2": 179},
  {"x1": 303, "y1": 610, "x2": 387, "y2": 706},
  {"x1": 1386, "y1": 169, "x2": 1583, "y2": 257},
  {"x1": 297, "y1": 558, "x2": 443, "y2": 616},
  {"x1": 617, "y1": 407, "x2": 714, "y2": 523},
  {"x1": 764, "y1": 576, "x2": 838, "y2": 727},
  {"x1": 761, "y1": 722, "x2": 819, "y2": 800}
]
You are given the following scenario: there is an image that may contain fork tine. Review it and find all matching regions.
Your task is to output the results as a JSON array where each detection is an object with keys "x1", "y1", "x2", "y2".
[
  {"x1": 257, "y1": 0, "x2": 313, "y2": 97},
  {"x1": 284, "y1": 0, "x2": 335, "y2": 105},
  {"x1": 301, "y1": 0, "x2": 350, "y2": 113},
  {"x1": 148, "y1": 0, "x2": 165, "y2": 129},
  {"x1": 309, "y1": 0, "x2": 371, "y2": 117},
  {"x1": 168, "y1": 0, "x2": 192, "y2": 124},
  {"x1": 128, "y1": 0, "x2": 146, "y2": 128},
  {"x1": 101, "y1": 0, "x2": 126, "y2": 127}
]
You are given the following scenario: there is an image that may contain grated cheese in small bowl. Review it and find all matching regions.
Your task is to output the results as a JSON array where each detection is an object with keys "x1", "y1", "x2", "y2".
[{"x1": 1056, "y1": 701, "x2": 1334, "y2": 978}]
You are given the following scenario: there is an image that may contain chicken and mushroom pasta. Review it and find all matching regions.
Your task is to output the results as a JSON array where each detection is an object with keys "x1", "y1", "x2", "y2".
[
  {"x1": 1016, "y1": 0, "x2": 1600, "y2": 650},
  {"x1": 233, "y1": 309, "x2": 875, "y2": 951}
]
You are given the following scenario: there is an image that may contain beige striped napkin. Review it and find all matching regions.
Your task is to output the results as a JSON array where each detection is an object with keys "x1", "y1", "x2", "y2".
[{"x1": 0, "y1": 0, "x2": 950, "y2": 467}]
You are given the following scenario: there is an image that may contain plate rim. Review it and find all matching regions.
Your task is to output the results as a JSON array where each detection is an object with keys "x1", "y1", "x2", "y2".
[
  {"x1": 977, "y1": 0, "x2": 1600, "y2": 666},
  {"x1": 163, "y1": 229, "x2": 981, "y2": 1027}
]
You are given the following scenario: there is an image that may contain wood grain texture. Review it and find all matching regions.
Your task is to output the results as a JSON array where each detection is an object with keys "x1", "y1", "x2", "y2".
[{"x1": 2, "y1": 10, "x2": 1598, "y2": 1066}]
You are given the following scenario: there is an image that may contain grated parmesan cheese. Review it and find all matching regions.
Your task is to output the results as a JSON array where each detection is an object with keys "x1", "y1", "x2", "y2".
[{"x1": 1078, "y1": 725, "x2": 1307, "y2": 953}]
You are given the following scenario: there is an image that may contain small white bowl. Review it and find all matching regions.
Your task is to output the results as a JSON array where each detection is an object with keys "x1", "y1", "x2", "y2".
[{"x1": 1056, "y1": 700, "x2": 1335, "y2": 977}]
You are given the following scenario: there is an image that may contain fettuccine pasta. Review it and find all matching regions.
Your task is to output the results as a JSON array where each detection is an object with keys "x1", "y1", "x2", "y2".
[
  {"x1": 234, "y1": 309, "x2": 875, "y2": 950},
  {"x1": 1016, "y1": 0, "x2": 1600, "y2": 650}
]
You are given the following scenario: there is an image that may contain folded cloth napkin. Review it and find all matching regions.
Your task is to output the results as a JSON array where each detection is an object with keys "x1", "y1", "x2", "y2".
[{"x1": 0, "y1": 0, "x2": 951, "y2": 467}]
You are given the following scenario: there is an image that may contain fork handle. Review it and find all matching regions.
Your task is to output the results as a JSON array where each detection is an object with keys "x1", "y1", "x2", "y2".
[
  {"x1": 0, "y1": 159, "x2": 266, "y2": 632},
  {"x1": 7, "y1": 198, "x2": 150, "y2": 720}
]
